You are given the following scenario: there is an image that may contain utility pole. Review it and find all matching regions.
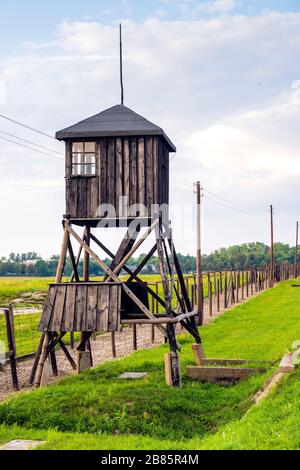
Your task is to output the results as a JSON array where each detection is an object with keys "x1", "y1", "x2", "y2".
[
  {"x1": 195, "y1": 181, "x2": 203, "y2": 325},
  {"x1": 270, "y1": 205, "x2": 274, "y2": 286},
  {"x1": 296, "y1": 221, "x2": 299, "y2": 276}
]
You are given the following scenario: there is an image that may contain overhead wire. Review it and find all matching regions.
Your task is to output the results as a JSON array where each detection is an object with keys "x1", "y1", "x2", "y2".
[
  {"x1": 0, "y1": 113, "x2": 56, "y2": 140},
  {"x1": 0, "y1": 130, "x2": 64, "y2": 156},
  {"x1": 0, "y1": 135, "x2": 64, "y2": 161}
]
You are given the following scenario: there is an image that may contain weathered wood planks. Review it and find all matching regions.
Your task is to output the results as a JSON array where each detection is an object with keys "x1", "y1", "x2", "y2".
[
  {"x1": 65, "y1": 136, "x2": 169, "y2": 221},
  {"x1": 39, "y1": 283, "x2": 122, "y2": 332}
]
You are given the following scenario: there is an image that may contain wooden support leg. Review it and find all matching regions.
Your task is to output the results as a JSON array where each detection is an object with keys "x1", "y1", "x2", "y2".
[
  {"x1": 4, "y1": 308, "x2": 18, "y2": 391},
  {"x1": 70, "y1": 332, "x2": 75, "y2": 349},
  {"x1": 132, "y1": 324, "x2": 137, "y2": 350},
  {"x1": 151, "y1": 324, "x2": 155, "y2": 344},
  {"x1": 29, "y1": 332, "x2": 45, "y2": 385},
  {"x1": 35, "y1": 333, "x2": 50, "y2": 387},
  {"x1": 58, "y1": 339, "x2": 76, "y2": 369},
  {"x1": 165, "y1": 352, "x2": 181, "y2": 387},
  {"x1": 83, "y1": 225, "x2": 90, "y2": 282},
  {"x1": 86, "y1": 338, "x2": 93, "y2": 367},
  {"x1": 55, "y1": 222, "x2": 69, "y2": 283},
  {"x1": 166, "y1": 237, "x2": 201, "y2": 343},
  {"x1": 111, "y1": 332, "x2": 116, "y2": 357},
  {"x1": 49, "y1": 347, "x2": 58, "y2": 377},
  {"x1": 156, "y1": 217, "x2": 181, "y2": 387}
]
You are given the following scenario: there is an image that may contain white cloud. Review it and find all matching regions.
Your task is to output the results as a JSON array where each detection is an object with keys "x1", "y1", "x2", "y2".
[
  {"x1": 198, "y1": 0, "x2": 236, "y2": 14},
  {"x1": 1, "y1": 11, "x2": 300, "y2": 255}
]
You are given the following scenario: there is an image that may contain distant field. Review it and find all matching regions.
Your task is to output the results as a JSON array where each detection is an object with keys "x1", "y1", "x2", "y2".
[{"x1": 0, "y1": 272, "x2": 241, "y2": 305}]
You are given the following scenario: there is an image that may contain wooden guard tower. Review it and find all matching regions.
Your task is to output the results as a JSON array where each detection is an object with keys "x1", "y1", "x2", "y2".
[{"x1": 31, "y1": 103, "x2": 202, "y2": 388}]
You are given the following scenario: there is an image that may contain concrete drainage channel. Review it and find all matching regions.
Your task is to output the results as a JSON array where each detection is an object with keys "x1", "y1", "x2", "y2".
[{"x1": 253, "y1": 348, "x2": 300, "y2": 404}]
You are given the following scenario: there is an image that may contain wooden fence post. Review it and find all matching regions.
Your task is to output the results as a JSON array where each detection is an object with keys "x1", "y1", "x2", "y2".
[
  {"x1": 209, "y1": 281, "x2": 213, "y2": 316},
  {"x1": 224, "y1": 271, "x2": 228, "y2": 308},
  {"x1": 4, "y1": 308, "x2": 18, "y2": 391},
  {"x1": 70, "y1": 332, "x2": 75, "y2": 349},
  {"x1": 241, "y1": 270, "x2": 244, "y2": 300},
  {"x1": 191, "y1": 284, "x2": 195, "y2": 309},
  {"x1": 151, "y1": 293, "x2": 155, "y2": 343},
  {"x1": 217, "y1": 279, "x2": 220, "y2": 312},
  {"x1": 213, "y1": 272, "x2": 217, "y2": 297},
  {"x1": 231, "y1": 272, "x2": 235, "y2": 304}
]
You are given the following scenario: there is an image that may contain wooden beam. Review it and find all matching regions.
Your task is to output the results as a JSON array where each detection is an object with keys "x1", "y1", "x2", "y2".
[
  {"x1": 126, "y1": 244, "x2": 157, "y2": 284},
  {"x1": 55, "y1": 223, "x2": 69, "y2": 283},
  {"x1": 156, "y1": 217, "x2": 181, "y2": 386},
  {"x1": 88, "y1": 233, "x2": 168, "y2": 313},
  {"x1": 70, "y1": 227, "x2": 87, "y2": 282},
  {"x1": 67, "y1": 234, "x2": 80, "y2": 282},
  {"x1": 83, "y1": 226, "x2": 90, "y2": 281},
  {"x1": 121, "y1": 310, "x2": 197, "y2": 324},
  {"x1": 103, "y1": 223, "x2": 141, "y2": 280},
  {"x1": 108, "y1": 218, "x2": 159, "y2": 279},
  {"x1": 65, "y1": 222, "x2": 168, "y2": 338},
  {"x1": 34, "y1": 333, "x2": 50, "y2": 387}
]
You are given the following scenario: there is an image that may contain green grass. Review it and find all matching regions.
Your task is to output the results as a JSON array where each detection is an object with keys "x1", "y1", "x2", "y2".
[
  {"x1": 0, "y1": 279, "x2": 299, "y2": 449},
  {"x1": 1, "y1": 366, "x2": 300, "y2": 451},
  {"x1": 0, "y1": 272, "x2": 242, "y2": 306},
  {"x1": 0, "y1": 337, "x2": 272, "y2": 439},
  {"x1": 195, "y1": 370, "x2": 300, "y2": 450},
  {"x1": 0, "y1": 277, "x2": 55, "y2": 305},
  {"x1": 1, "y1": 365, "x2": 300, "y2": 451},
  {"x1": 0, "y1": 271, "x2": 246, "y2": 356}
]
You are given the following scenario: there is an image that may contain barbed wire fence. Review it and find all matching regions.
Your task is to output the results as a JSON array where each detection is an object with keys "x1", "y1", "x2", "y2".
[{"x1": 0, "y1": 262, "x2": 297, "y2": 397}]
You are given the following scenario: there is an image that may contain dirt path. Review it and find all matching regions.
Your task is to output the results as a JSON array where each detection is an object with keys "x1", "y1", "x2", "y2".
[{"x1": 0, "y1": 282, "x2": 261, "y2": 401}]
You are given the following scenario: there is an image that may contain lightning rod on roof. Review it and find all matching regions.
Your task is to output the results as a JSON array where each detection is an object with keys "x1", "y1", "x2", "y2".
[{"x1": 119, "y1": 23, "x2": 124, "y2": 105}]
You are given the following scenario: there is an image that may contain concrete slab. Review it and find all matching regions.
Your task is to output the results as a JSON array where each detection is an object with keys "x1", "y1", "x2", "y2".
[
  {"x1": 279, "y1": 353, "x2": 295, "y2": 372},
  {"x1": 0, "y1": 440, "x2": 45, "y2": 450},
  {"x1": 118, "y1": 372, "x2": 148, "y2": 379},
  {"x1": 77, "y1": 351, "x2": 91, "y2": 374}
]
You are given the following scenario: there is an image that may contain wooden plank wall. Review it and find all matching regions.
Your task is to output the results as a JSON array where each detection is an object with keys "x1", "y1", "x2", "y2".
[
  {"x1": 65, "y1": 136, "x2": 169, "y2": 219},
  {"x1": 39, "y1": 283, "x2": 122, "y2": 332}
]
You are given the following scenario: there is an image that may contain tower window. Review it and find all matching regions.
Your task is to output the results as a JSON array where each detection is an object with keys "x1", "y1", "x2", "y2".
[{"x1": 72, "y1": 142, "x2": 96, "y2": 176}]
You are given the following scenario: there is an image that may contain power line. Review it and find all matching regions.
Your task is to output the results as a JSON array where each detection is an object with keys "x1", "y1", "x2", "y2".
[
  {"x1": 0, "y1": 135, "x2": 64, "y2": 161},
  {"x1": 203, "y1": 194, "x2": 247, "y2": 212},
  {"x1": 204, "y1": 188, "x2": 266, "y2": 210},
  {"x1": 0, "y1": 113, "x2": 56, "y2": 140},
  {"x1": 171, "y1": 177, "x2": 191, "y2": 186},
  {"x1": 0, "y1": 130, "x2": 64, "y2": 156},
  {"x1": 170, "y1": 187, "x2": 193, "y2": 194}
]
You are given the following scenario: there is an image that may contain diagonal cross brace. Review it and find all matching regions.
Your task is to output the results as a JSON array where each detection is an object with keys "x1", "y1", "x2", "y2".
[{"x1": 65, "y1": 221, "x2": 169, "y2": 338}]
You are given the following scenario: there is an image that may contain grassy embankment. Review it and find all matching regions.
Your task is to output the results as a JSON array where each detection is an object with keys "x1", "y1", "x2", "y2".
[{"x1": 0, "y1": 280, "x2": 299, "y2": 449}]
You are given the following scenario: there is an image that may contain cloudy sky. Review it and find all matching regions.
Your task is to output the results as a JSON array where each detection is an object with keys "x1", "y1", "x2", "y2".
[{"x1": 0, "y1": 0, "x2": 300, "y2": 258}]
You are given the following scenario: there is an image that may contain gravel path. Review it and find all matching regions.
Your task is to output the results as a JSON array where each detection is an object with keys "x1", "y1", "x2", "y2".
[{"x1": 0, "y1": 283, "x2": 260, "y2": 401}]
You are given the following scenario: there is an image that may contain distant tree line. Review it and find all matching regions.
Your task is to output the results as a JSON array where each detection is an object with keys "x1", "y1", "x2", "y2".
[
  {"x1": 0, "y1": 242, "x2": 297, "y2": 276},
  {"x1": 201, "y1": 242, "x2": 297, "y2": 271}
]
